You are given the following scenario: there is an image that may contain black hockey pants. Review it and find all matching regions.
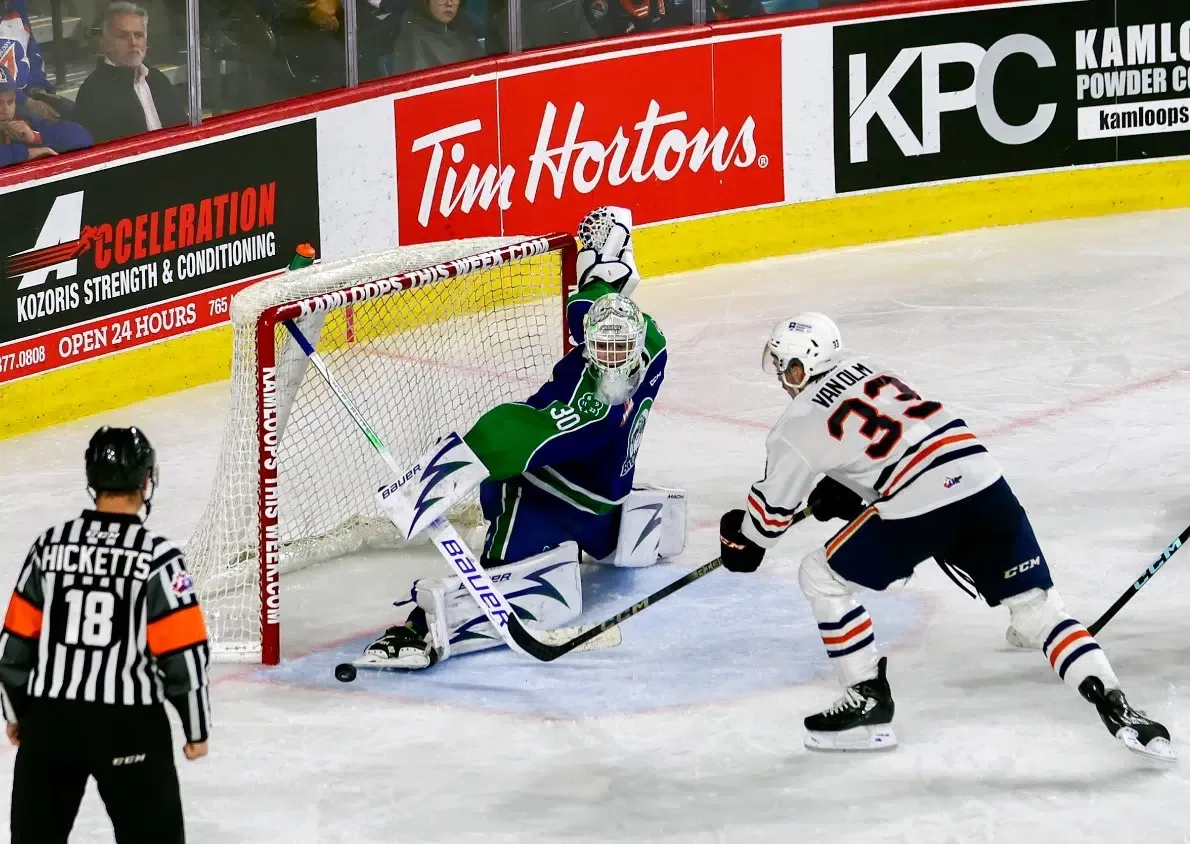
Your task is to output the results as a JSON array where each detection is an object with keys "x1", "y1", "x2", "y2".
[{"x1": 10, "y1": 698, "x2": 185, "y2": 843}]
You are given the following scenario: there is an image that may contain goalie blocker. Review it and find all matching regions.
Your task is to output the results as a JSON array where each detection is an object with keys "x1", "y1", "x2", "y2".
[
  {"x1": 376, "y1": 432, "x2": 490, "y2": 542},
  {"x1": 373, "y1": 433, "x2": 686, "y2": 668}
]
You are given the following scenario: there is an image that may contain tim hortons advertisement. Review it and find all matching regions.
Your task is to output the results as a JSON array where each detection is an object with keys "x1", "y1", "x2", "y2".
[
  {"x1": 394, "y1": 37, "x2": 785, "y2": 244},
  {"x1": 833, "y1": 0, "x2": 1190, "y2": 194},
  {"x1": 0, "y1": 121, "x2": 320, "y2": 383}
]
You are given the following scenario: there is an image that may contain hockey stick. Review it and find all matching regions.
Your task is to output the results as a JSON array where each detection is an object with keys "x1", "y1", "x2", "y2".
[
  {"x1": 507, "y1": 507, "x2": 813, "y2": 661},
  {"x1": 280, "y1": 320, "x2": 619, "y2": 657},
  {"x1": 1088, "y1": 521, "x2": 1190, "y2": 635}
]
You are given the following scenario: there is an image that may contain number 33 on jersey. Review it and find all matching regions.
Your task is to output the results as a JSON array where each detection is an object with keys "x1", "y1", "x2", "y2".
[{"x1": 743, "y1": 355, "x2": 1004, "y2": 547}]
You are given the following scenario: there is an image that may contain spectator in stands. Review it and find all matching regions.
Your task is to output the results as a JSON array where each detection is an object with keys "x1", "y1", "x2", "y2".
[
  {"x1": 0, "y1": 0, "x2": 67, "y2": 122},
  {"x1": 486, "y1": 0, "x2": 594, "y2": 53},
  {"x1": 706, "y1": 0, "x2": 767, "y2": 19},
  {"x1": 241, "y1": 0, "x2": 346, "y2": 96},
  {"x1": 300, "y1": 0, "x2": 405, "y2": 81},
  {"x1": 0, "y1": 68, "x2": 90, "y2": 166},
  {"x1": 360, "y1": 0, "x2": 405, "y2": 80},
  {"x1": 391, "y1": 0, "x2": 481, "y2": 75},
  {"x1": 583, "y1": 0, "x2": 763, "y2": 37},
  {"x1": 307, "y1": 0, "x2": 342, "y2": 30},
  {"x1": 72, "y1": 2, "x2": 188, "y2": 144}
]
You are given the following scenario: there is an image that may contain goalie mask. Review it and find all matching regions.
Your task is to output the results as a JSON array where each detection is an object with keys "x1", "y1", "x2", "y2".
[
  {"x1": 584, "y1": 293, "x2": 646, "y2": 405},
  {"x1": 762, "y1": 313, "x2": 842, "y2": 396}
]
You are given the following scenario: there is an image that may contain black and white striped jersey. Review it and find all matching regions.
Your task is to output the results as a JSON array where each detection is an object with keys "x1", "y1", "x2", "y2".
[{"x1": 0, "y1": 510, "x2": 212, "y2": 743}]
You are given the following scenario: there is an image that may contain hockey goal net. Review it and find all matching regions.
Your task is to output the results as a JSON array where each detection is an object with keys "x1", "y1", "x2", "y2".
[{"x1": 185, "y1": 234, "x2": 577, "y2": 663}]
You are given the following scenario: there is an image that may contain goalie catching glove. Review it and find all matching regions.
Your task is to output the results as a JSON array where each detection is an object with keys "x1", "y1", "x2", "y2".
[{"x1": 575, "y1": 206, "x2": 640, "y2": 298}]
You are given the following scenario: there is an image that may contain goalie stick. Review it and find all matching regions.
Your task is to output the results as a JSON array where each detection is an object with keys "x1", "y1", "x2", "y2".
[
  {"x1": 1088, "y1": 521, "x2": 1190, "y2": 635},
  {"x1": 280, "y1": 319, "x2": 620, "y2": 660},
  {"x1": 507, "y1": 507, "x2": 813, "y2": 662}
]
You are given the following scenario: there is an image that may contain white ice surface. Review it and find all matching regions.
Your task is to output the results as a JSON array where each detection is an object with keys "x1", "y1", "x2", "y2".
[{"x1": 1, "y1": 209, "x2": 1189, "y2": 842}]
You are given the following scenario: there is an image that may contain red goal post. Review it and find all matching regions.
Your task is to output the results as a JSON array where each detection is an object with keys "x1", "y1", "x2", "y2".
[{"x1": 187, "y1": 234, "x2": 578, "y2": 664}]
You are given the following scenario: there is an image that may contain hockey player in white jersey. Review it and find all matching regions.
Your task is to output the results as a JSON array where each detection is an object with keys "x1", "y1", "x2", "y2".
[{"x1": 717, "y1": 313, "x2": 1174, "y2": 761}]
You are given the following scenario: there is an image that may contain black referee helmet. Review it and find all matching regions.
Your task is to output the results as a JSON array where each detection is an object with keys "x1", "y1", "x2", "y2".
[{"x1": 85, "y1": 426, "x2": 158, "y2": 503}]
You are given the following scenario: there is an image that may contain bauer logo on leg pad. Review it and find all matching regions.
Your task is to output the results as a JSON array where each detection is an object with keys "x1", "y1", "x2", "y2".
[{"x1": 428, "y1": 545, "x2": 582, "y2": 659}]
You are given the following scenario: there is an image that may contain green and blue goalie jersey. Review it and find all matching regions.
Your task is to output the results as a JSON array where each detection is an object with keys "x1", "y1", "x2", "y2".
[{"x1": 463, "y1": 280, "x2": 667, "y2": 518}]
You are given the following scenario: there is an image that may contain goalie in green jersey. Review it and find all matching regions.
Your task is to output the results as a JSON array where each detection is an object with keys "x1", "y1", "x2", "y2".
[{"x1": 363, "y1": 207, "x2": 688, "y2": 670}]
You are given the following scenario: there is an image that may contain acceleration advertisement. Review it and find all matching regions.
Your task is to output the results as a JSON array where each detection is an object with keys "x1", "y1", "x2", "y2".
[{"x1": 0, "y1": 120, "x2": 321, "y2": 384}]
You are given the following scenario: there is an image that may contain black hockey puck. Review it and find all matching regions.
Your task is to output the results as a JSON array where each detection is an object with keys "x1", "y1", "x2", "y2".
[{"x1": 334, "y1": 663, "x2": 357, "y2": 683}]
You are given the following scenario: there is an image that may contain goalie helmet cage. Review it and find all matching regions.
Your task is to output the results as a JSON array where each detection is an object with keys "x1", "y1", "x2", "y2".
[{"x1": 186, "y1": 234, "x2": 578, "y2": 665}]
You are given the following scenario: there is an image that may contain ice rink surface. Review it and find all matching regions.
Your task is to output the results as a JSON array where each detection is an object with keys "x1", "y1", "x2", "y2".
[{"x1": 0, "y1": 208, "x2": 1188, "y2": 842}]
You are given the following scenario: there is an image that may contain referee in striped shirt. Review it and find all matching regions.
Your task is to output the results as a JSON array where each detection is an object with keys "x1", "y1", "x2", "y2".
[{"x1": 0, "y1": 426, "x2": 211, "y2": 843}]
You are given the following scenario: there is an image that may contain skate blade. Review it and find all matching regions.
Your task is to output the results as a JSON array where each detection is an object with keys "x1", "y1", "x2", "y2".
[
  {"x1": 1116, "y1": 728, "x2": 1177, "y2": 762},
  {"x1": 352, "y1": 652, "x2": 433, "y2": 672},
  {"x1": 805, "y1": 725, "x2": 897, "y2": 753}
]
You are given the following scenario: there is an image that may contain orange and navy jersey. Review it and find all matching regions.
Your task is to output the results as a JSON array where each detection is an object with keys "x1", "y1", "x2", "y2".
[
  {"x1": 0, "y1": 511, "x2": 211, "y2": 742},
  {"x1": 742, "y1": 354, "x2": 1004, "y2": 548}
]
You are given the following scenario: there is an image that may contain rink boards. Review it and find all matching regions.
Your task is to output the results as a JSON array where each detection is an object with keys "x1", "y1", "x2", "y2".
[{"x1": 2, "y1": 0, "x2": 1190, "y2": 436}]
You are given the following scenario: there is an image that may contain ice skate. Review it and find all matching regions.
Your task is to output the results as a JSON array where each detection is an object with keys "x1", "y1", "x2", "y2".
[
  {"x1": 1078, "y1": 677, "x2": 1175, "y2": 762},
  {"x1": 804, "y1": 657, "x2": 897, "y2": 752},
  {"x1": 356, "y1": 625, "x2": 438, "y2": 671}
]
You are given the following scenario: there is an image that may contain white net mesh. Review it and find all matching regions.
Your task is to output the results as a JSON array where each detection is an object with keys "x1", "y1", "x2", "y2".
[{"x1": 185, "y1": 237, "x2": 566, "y2": 661}]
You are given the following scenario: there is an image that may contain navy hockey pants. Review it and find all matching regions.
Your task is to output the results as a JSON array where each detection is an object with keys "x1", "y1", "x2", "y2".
[
  {"x1": 825, "y1": 478, "x2": 1053, "y2": 606},
  {"x1": 479, "y1": 477, "x2": 620, "y2": 565}
]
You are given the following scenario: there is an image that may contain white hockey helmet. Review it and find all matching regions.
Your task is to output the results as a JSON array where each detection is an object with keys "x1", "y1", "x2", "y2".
[{"x1": 762, "y1": 313, "x2": 842, "y2": 393}]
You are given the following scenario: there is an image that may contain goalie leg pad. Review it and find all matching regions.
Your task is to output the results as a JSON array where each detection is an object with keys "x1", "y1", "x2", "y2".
[
  {"x1": 414, "y1": 542, "x2": 582, "y2": 660},
  {"x1": 597, "y1": 485, "x2": 688, "y2": 567}
]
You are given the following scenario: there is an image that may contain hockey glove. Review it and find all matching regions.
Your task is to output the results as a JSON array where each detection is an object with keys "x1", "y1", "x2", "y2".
[
  {"x1": 719, "y1": 509, "x2": 766, "y2": 573},
  {"x1": 807, "y1": 476, "x2": 866, "y2": 523},
  {"x1": 576, "y1": 246, "x2": 632, "y2": 292},
  {"x1": 575, "y1": 207, "x2": 640, "y2": 297}
]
